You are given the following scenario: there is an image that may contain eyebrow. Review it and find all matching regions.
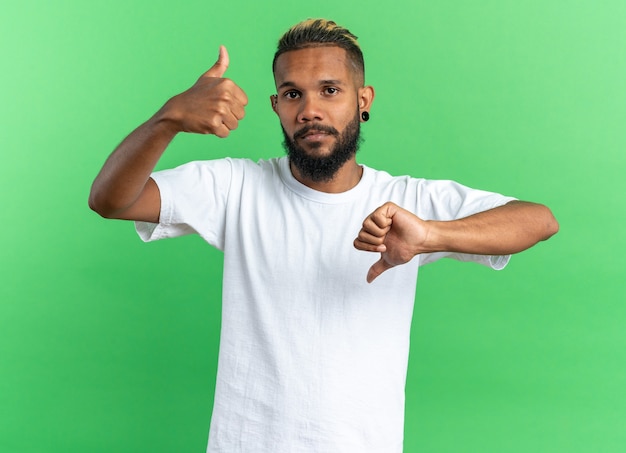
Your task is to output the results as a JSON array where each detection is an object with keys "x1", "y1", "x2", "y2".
[{"x1": 277, "y1": 79, "x2": 345, "y2": 90}]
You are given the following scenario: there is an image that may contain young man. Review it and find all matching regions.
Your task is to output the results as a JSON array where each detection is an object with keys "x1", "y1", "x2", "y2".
[{"x1": 90, "y1": 19, "x2": 558, "y2": 453}]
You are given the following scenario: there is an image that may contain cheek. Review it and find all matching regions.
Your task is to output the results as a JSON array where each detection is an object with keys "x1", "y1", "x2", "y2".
[
  {"x1": 338, "y1": 105, "x2": 359, "y2": 126},
  {"x1": 278, "y1": 113, "x2": 292, "y2": 130},
  {"x1": 276, "y1": 104, "x2": 297, "y2": 124}
]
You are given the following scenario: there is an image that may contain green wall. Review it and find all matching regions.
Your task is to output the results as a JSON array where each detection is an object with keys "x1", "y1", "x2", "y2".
[{"x1": 2, "y1": 1, "x2": 625, "y2": 452}]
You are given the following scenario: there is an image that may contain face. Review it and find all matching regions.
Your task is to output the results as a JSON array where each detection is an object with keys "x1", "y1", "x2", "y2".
[{"x1": 272, "y1": 46, "x2": 374, "y2": 181}]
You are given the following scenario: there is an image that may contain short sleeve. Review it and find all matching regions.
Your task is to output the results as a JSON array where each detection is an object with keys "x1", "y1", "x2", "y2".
[
  {"x1": 135, "y1": 158, "x2": 234, "y2": 250},
  {"x1": 416, "y1": 179, "x2": 517, "y2": 269}
]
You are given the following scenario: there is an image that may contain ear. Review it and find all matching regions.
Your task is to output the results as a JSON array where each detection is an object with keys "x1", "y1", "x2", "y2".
[
  {"x1": 270, "y1": 94, "x2": 278, "y2": 115},
  {"x1": 357, "y1": 85, "x2": 375, "y2": 121}
]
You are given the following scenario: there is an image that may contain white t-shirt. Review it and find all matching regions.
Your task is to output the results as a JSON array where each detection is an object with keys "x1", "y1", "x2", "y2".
[{"x1": 136, "y1": 157, "x2": 515, "y2": 453}]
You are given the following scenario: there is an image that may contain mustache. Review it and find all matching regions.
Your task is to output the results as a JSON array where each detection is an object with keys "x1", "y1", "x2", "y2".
[{"x1": 293, "y1": 124, "x2": 339, "y2": 140}]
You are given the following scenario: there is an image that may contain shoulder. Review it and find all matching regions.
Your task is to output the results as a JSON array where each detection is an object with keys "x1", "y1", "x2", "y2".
[
  {"x1": 154, "y1": 157, "x2": 283, "y2": 180},
  {"x1": 361, "y1": 164, "x2": 429, "y2": 195},
  {"x1": 227, "y1": 156, "x2": 284, "y2": 174},
  {"x1": 363, "y1": 164, "x2": 500, "y2": 197}
]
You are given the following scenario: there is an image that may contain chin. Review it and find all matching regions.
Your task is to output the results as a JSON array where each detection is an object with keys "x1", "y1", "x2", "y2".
[{"x1": 303, "y1": 143, "x2": 334, "y2": 155}]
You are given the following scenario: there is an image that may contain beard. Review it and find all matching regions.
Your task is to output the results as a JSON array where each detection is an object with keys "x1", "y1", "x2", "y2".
[{"x1": 281, "y1": 110, "x2": 362, "y2": 182}]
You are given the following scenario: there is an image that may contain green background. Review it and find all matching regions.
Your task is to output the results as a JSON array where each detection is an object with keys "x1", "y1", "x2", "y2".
[{"x1": 2, "y1": 1, "x2": 625, "y2": 452}]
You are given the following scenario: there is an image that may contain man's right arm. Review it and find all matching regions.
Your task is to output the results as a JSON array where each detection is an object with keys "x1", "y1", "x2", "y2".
[{"x1": 88, "y1": 46, "x2": 248, "y2": 223}]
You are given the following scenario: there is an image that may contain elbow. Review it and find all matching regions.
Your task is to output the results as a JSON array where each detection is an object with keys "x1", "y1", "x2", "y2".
[
  {"x1": 88, "y1": 194, "x2": 111, "y2": 219},
  {"x1": 88, "y1": 188, "x2": 120, "y2": 219},
  {"x1": 541, "y1": 206, "x2": 560, "y2": 241}
]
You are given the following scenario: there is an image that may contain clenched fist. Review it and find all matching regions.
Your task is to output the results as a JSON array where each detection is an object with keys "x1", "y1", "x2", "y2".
[{"x1": 354, "y1": 202, "x2": 431, "y2": 283}]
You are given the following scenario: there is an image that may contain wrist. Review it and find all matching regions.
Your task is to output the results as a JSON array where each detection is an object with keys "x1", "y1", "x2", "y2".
[
  {"x1": 419, "y1": 220, "x2": 446, "y2": 254},
  {"x1": 152, "y1": 98, "x2": 185, "y2": 135}
]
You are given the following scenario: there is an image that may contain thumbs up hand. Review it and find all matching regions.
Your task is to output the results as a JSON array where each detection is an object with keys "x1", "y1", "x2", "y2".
[
  {"x1": 202, "y1": 44, "x2": 231, "y2": 78},
  {"x1": 161, "y1": 46, "x2": 248, "y2": 138}
]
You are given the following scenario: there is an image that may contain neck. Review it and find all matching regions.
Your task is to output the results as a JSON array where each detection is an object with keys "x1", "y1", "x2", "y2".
[{"x1": 289, "y1": 157, "x2": 363, "y2": 193}]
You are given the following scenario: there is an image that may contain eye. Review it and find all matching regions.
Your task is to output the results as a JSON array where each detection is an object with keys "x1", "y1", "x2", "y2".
[
  {"x1": 324, "y1": 87, "x2": 339, "y2": 95},
  {"x1": 283, "y1": 90, "x2": 300, "y2": 99}
]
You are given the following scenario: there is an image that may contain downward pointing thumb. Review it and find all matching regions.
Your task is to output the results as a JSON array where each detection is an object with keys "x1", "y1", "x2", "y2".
[
  {"x1": 366, "y1": 257, "x2": 394, "y2": 283},
  {"x1": 203, "y1": 45, "x2": 229, "y2": 78}
]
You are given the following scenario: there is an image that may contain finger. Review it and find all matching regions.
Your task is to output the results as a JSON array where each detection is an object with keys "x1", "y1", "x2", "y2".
[
  {"x1": 361, "y1": 215, "x2": 391, "y2": 236},
  {"x1": 361, "y1": 204, "x2": 395, "y2": 234},
  {"x1": 212, "y1": 122, "x2": 231, "y2": 138},
  {"x1": 231, "y1": 102, "x2": 246, "y2": 121},
  {"x1": 370, "y1": 207, "x2": 394, "y2": 229},
  {"x1": 355, "y1": 229, "x2": 386, "y2": 247},
  {"x1": 217, "y1": 79, "x2": 248, "y2": 107},
  {"x1": 367, "y1": 202, "x2": 401, "y2": 230},
  {"x1": 367, "y1": 258, "x2": 394, "y2": 283},
  {"x1": 199, "y1": 114, "x2": 233, "y2": 138},
  {"x1": 203, "y1": 45, "x2": 230, "y2": 78},
  {"x1": 220, "y1": 111, "x2": 240, "y2": 131},
  {"x1": 353, "y1": 237, "x2": 387, "y2": 253},
  {"x1": 233, "y1": 85, "x2": 249, "y2": 106}
]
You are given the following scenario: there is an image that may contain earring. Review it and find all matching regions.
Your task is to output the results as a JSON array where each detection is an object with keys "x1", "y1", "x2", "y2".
[{"x1": 361, "y1": 111, "x2": 370, "y2": 122}]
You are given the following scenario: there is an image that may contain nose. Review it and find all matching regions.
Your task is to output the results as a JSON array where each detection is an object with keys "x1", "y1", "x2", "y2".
[{"x1": 297, "y1": 94, "x2": 323, "y2": 123}]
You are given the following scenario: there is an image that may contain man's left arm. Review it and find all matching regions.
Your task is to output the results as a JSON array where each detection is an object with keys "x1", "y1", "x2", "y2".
[{"x1": 354, "y1": 201, "x2": 559, "y2": 283}]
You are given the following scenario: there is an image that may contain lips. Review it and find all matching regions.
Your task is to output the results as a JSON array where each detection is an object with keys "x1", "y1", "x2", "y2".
[
  {"x1": 294, "y1": 124, "x2": 338, "y2": 141},
  {"x1": 301, "y1": 130, "x2": 330, "y2": 141}
]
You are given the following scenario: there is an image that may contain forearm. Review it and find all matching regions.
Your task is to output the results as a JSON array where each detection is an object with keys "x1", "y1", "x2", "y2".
[
  {"x1": 89, "y1": 47, "x2": 247, "y2": 221},
  {"x1": 88, "y1": 109, "x2": 177, "y2": 217},
  {"x1": 424, "y1": 201, "x2": 559, "y2": 256},
  {"x1": 355, "y1": 200, "x2": 558, "y2": 282}
]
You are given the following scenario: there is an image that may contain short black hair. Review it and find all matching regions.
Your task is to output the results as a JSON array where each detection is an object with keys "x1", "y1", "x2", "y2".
[{"x1": 272, "y1": 19, "x2": 365, "y2": 82}]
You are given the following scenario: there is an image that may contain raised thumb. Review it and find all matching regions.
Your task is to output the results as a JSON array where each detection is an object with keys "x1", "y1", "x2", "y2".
[{"x1": 202, "y1": 45, "x2": 229, "y2": 78}]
